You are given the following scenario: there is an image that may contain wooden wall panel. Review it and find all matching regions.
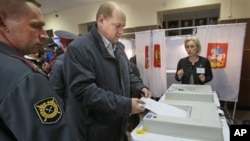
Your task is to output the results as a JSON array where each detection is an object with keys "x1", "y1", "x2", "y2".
[
  {"x1": 241, "y1": 50, "x2": 250, "y2": 79},
  {"x1": 220, "y1": 19, "x2": 250, "y2": 49},
  {"x1": 135, "y1": 25, "x2": 160, "y2": 32},
  {"x1": 238, "y1": 80, "x2": 250, "y2": 107},
  {"x1": 220, "y1": 18, "x2": 250, "y2": 108},
  {"x1": 121, "y1": 25, "x2": 161, "y2": 39},
  {"x1": 121, "y1": 27, "x2": 135, "y2": 39}
]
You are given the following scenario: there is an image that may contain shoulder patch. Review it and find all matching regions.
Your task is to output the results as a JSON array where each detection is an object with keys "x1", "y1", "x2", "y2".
[{"x1": 34, "y1": 97, "x2": 62, "y2": 124}]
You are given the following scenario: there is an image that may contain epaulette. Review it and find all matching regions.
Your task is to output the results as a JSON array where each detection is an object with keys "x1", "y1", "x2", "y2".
[{"x1": 10, "y1": 54, "x2": 48, "y2": 78}]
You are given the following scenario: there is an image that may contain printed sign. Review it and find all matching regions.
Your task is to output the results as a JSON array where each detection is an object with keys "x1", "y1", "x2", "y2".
[{"x1": 207, "y1": 43, "x2": 228, "y2": 68}]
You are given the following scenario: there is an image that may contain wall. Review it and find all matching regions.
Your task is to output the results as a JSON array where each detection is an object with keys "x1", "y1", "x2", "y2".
[
  {"x1": 220, "y1": 0, "x2": 250, "y2": 19},
  {"x1": 44, "y1": 0, "x2": 250, "y2": 35}
]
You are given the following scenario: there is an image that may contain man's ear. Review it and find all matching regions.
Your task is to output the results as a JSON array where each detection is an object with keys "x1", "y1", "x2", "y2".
[{"x1": 97, "y1": 14, "x2": 104, "y2": 23}]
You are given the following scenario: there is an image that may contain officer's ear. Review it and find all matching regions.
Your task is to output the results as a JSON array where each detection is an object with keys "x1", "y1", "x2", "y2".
[
  {"x1": 0, "y1": 12, "x2": 8, "y2": 32},
  {"x1": 0, "y1": 12, "x2": 5, "y2": 26}
]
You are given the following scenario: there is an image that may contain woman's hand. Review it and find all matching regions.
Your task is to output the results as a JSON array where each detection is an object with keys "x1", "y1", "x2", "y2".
[
  {"x1": 199, "y1": 74, "x2": 205, "y2": 82},
  {"x1": 177, "y1": 68, "x2": 184, "y2": 79}
]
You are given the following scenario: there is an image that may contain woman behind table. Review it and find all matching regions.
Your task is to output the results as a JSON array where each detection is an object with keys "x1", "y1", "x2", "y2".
[{"x1": 175, "y1": 35, "x2": 213, "y2": 84}]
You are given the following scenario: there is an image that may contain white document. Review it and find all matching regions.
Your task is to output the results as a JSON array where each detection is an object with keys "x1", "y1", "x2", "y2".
[{"x1": 140, "y1": 97, "x2": 188, "y2": 118}]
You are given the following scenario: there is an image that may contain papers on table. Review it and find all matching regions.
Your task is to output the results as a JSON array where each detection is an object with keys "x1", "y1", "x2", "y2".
[{"x1": 140, "y1": 97, "x2": 188, "y2": 118}]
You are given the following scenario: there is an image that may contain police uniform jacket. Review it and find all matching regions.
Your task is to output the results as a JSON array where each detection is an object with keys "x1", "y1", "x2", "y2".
[
  {"x1": 175, "y1": 56, "x2": 213, "y2": 84},
  {"x1": 64, "y1": 24, "x2": 146, "y2": 141},
  {"x1": 0, "y1": 43, "x2": 77, "y2": 141}
]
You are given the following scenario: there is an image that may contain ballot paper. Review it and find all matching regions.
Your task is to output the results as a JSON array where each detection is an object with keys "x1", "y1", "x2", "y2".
[{"x1": 140, "y1": 97, "x2": 188, "y2": 118}]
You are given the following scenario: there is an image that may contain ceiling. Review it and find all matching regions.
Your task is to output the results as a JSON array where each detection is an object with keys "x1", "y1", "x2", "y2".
[{"x1": 40, "y1": 0, "x2": 105, "y2": 14}]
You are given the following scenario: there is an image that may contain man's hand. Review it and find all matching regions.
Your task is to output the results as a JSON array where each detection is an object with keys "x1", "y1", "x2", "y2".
[
  {"x1": 141, "y1": 88, "x2": 152, "y2": 98},
  {"x1": 131, "y1": 98, "x2": 145, "y2": 114}
]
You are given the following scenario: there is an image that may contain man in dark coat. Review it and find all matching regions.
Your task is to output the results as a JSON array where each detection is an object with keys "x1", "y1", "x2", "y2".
[{"x1": 64, "y1": 1, "x2": 152, "y2": 141}]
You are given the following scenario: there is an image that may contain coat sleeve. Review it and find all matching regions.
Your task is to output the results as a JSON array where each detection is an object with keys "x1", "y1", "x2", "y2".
[
  {"x1": 204, "y1": 58, "x2": 213, "y2": 83},
  {"x1": 175, "y1": 59, "x2": 183, "y2": 81}
]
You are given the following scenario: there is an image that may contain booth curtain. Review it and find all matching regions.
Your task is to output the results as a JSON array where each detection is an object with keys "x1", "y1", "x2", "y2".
[{"x1": 135, "y1": 30, "x2": 167, "y2": 98}]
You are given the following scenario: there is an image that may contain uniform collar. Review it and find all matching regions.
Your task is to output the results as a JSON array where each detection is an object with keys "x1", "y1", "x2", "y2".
[{"x1": 0, "y1": 42, "x2": 24, "y2": 57}]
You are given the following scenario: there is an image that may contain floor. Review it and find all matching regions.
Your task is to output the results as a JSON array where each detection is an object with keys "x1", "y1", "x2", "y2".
[
  {"x1": 226, "y1": 109, "x2": 250, "y2": 125},
  {"x1": 220, "y1": 101, "x2": 250, "y2": 125}
]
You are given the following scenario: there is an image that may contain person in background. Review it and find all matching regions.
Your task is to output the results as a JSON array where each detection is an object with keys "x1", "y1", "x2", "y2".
[
  {"x1": 181, "y1": 20, "x2": 193, "y2": 35},
  {"x1": 63, "y1": 1, "x2": 152, "y2": 141},
  {"x1": 41, "y1": 49, "x2": 54, "y2": 74},
  {"x1": 25, "y1": 47, "x2": 54, "y2": 76},
  {"x1": 54, "y1": 46, "x2": 64, "y2": 57},
  {"x1": 49, "y1": 30, "x2": 77, "y2": 100},
  {"x1": 175, "y1": 35, "x2": 213, "y2": 84},
  {"x1": 127, "y1": 55, "x2": 142, "y2": 134},
  {"x1": 198, "y1": 19, "x2": 204, "y2": 26},
  {"x1": 0, "y1": 0, "x2": 78, "y2": 140},
  {"x1": 37, "y1": 47, "x2": 46, "y2": 67},
  {"x1": 24, "y1": 47, "x2": 45, "y2": 68},
  {"x1": 129, "y1": 55, "x2": 141, "y2": 78}
]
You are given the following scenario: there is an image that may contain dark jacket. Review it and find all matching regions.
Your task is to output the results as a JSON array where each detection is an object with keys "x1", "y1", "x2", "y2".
[
  {"x1": 49, "y1": 53, "x2": 65, "y2": 99},
  {"x1": 0, "y1": 43, "x2": 77, "y2": 141},
  {"x1": 175, "y1": 56, "x2": 213, "y2": 84},
  {"x1": 64, "y1": 24, "x2": 146, "y2": 141},
  {"x1": 129, "y1": 61, "x2": 141, "y2": 78}
]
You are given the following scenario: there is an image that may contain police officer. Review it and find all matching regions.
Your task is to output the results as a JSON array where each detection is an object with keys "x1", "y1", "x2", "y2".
[
  {"x1": 49, "y1": 30, "x2": 77, "y2": 100},
  {"x1": 0, "y1": 0, "x2": 78, "y2": 140}
]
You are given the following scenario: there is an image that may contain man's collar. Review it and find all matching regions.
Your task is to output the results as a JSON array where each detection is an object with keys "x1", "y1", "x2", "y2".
[{"x1": 98, "y1": 31, "x2": 116, "y2": 51}]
